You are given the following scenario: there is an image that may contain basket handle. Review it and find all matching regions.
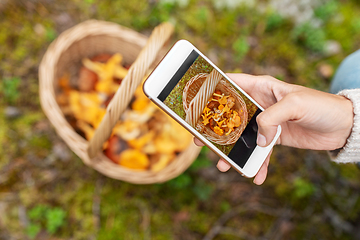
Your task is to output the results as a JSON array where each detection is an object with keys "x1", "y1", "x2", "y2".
[
  {"x1": 87, "y1": 22, "x2": 174, "y2": 159},
  {"x1": 185, "y1": 70, "x2": 222, "y2": 127}
]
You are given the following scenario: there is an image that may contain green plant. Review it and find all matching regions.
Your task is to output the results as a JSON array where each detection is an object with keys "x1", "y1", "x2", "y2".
[
  {"x1": 46, "y1": 208, "x2": 67, "y2": 234},
  {"x1": 192, "y1": 179, "x2": 214, "y2": 201},
  {"x1": 314, "y1": 0, "x2": 338, "y2": 21},
  {"x1": 292, "y1": 22, "x2": 326, "y2": 52},
  {"x1": 159, "y1": 0, "x2": 189, "y2": 8},
  {"x1": 26, "y1": 224, "x2": 41, "y2": 239},
  {"x1": 292, "y1": 177, "x2": 316, "y2": 199},
  {"x1": 232, "y1": 36, "x2": 250, "y2": 61},
  {"x1": 0, "y1": 77, "x2": 20, "y2": 104},
  {"x1": 26, "y1": 204, "x2": 66, "y2": 239},
  {"x1": 196, "y1": 6, "x2": 209, "y2": 23},
  {"x1": 165, "y1": 147, "x2": 214, "y2": 201},
  {"x1": 266, "y1": 13, "x2": 284, "y2": 31},
  {"x1": 45, "y1": 27, "x2": 57, "y2": 42},
  {"x1": 188, "y1": 147, "x2": 212, "y2": 171},
  {"x1": 167, "y1": 173, "x2": 192, "y2": 189},
  {"x1": 352, "y1": 17, "x2": 360, "y2": 33}
]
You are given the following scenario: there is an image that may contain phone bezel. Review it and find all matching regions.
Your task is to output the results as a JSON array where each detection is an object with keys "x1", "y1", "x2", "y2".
[{"x1": 143, "y1": 40, "x2": 281, "y2": 177}]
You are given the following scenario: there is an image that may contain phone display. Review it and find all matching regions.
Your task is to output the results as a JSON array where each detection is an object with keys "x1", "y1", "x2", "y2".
[
  {"x1": 157, "y1": 50, "x2": 261, "y2": 168},
  {"x1": 143, "y1": 40, "x2": 281, "y2": 177}
]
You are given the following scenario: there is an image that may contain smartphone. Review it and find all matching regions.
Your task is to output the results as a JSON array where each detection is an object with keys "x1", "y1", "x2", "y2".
[{"x1": 143, "y1": 40, "x2": 281, "y2": 178}]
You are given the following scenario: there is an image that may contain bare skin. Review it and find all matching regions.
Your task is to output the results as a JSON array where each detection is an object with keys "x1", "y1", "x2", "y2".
[{"x1": 194, "y1": 73, "x2": 354, "y2": 185}]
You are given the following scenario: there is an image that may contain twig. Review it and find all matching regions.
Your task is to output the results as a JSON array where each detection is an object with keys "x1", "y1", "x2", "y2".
[
  {"x1": 203, "y1": 202, "x2": 282, "y2": 240},
  {"x1": 263, "y1": 207, "x2": 293, "y2": 240}
]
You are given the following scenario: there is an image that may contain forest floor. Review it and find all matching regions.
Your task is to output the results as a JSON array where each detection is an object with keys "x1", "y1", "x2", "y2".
[{"x1": 1, "y1": 0, "x2": 360, "y2": 239}]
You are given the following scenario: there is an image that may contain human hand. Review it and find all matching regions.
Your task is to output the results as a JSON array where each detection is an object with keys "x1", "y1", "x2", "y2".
[{"x1": 194, "y1": 73, "x2": 354, "y2": 185}]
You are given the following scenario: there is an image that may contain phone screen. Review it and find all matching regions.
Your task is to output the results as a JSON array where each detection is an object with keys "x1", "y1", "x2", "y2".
[{"x1": 158, "y1": 50, "x2": 261, "y2": 168}]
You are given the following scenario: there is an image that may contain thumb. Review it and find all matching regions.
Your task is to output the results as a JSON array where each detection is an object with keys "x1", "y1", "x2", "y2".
[{"x1": 256, "y1": 94, "x2": 299, "y2": 147}]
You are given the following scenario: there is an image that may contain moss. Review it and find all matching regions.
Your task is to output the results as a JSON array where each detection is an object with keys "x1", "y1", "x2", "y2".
[
  {"x1": 339, "y1": 164, "x2": 360, "y2": 181},
  {"x1": 325, "y1": 2, "x2": 360, "y2": 52}
]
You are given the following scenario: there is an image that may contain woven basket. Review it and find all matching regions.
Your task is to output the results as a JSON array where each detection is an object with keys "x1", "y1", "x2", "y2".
[
  {"x1": 39, "y1": 20, "x2": 200, "y2": 184},
  {"x1": 183, "y1": 73, "x2": 248, "y2": 145}
]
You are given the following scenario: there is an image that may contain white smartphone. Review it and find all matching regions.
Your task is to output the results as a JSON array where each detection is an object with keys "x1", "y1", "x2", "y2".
[{"x1": 143, "y1": 40, "x2": 281, "y2": 178}]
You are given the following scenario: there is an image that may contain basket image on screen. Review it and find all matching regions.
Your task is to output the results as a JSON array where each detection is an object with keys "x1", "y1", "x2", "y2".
[
  {"x1": 39, "y1": 20, "x2": 201, "y2": 184},
  {"x1": 183, "y1": 71, "x2": 248, "y2": 145}
]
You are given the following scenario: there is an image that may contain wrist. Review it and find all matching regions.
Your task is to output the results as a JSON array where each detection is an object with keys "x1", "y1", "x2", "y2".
[
  {"x1": 340, "y1": 96, "x2": 354, "y2": 148},
  {"x1": 332, "y1": 89, "x2": 360, "y2": 163}
]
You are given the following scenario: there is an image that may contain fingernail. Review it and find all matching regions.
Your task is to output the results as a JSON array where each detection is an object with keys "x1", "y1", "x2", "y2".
[
  {"x1": 217, "y1": 161, "x2": 229, "y2": 172},
  {"x1": 257, "y1": 133, "x2": 266, "y2": 147}
]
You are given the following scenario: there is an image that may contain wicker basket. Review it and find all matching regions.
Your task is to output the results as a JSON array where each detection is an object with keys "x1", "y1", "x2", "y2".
[
  {"x1": 39, "y1": 20, "x2": 201, "y2": 184},
  {"x1": 183, "y1": 73, "x2": 248, "y2": 145}
]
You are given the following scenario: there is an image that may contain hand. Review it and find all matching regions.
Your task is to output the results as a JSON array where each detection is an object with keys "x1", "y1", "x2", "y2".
[{"x1": 194, "y1": 73, "x2": 354, "y2": 185}]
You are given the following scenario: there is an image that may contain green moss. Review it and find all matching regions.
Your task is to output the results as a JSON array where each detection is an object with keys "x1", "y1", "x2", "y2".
[
  {"x1": 325, "y1": 2, "x2": 360, "y2": 52},
  {"x1": 314, "y1": 0, "x2": 339, "y2": 21},
  {"x1": 232, "y1": 36, "x2": 250, "y2": 61},
  {"x1": 292, "y1": 22, "x2": 326, "y2": 52},
  {"x1": 339, "y1": 164, "x2": 360, "y2": 181},
  {"x1": 28, "y1": 135, "x2": 51, "y2": 150},
  {"x1": 266, "y1": 13, "x2": 285, "y2": 31}
]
